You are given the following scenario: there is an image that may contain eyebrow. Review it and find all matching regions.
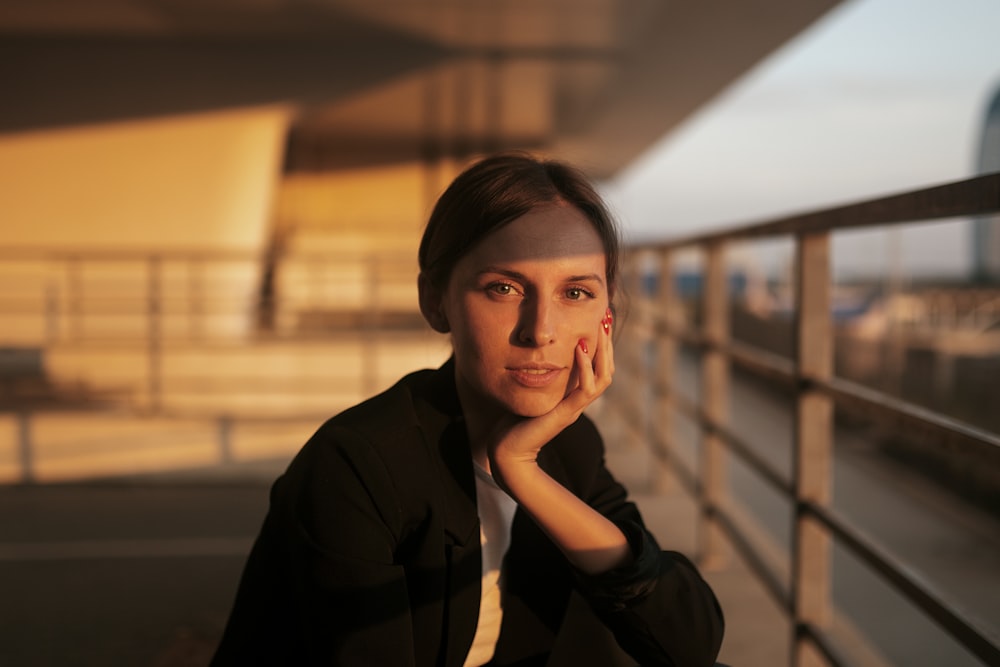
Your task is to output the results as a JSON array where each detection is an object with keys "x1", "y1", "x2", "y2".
[{"x1": 478, "y1": 266, "x2": 606, "y2": 286}]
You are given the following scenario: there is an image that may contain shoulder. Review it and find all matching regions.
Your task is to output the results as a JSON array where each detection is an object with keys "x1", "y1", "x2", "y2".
[
  {"x1": 298, "y1": 366, "x2": 439, "y2": 467},
  {"x1": 320, "y1": 368, "x2": 433, "y2": 439},
  {"x1": 278, "y1": 367, "x2": 447, "y2": 493},
  {"x1": 542, "y1": 413, "x2": 607, "y2": 480},
  {"x1": 271, "y1": 367, "x2": 446, "y2": 533},
  {"x1": 551, "y1": 412, "x2": 604, "y2": 456}
]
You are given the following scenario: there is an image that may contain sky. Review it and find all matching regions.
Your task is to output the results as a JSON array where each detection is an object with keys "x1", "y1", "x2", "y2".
[{"x1": 605, "y1": 0, "x2": 1000, "y2": 280}]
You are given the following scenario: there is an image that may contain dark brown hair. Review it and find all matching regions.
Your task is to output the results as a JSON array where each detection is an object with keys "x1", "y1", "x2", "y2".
[{"x1": 418, "y1": 152, "x2": 621, "y2": 298}]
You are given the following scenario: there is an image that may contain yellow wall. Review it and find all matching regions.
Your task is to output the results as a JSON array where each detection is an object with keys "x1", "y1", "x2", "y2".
[
  {"x1": 0, "y1": 105, "x2": 292, "y2": 251},
  {"x1": 276, "y1": 161, "x2": 435, "y2": 252}
]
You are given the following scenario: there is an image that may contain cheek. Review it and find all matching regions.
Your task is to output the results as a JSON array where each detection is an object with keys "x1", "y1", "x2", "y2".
[
  {"x1": 451, "y1": 302, "x2": 510, "y2": 355},
  {"x1": 567, "y1": 305, "x2": 605, "y2": 339}
]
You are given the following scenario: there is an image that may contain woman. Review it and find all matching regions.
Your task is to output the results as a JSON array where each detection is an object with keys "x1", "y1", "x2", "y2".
[{"x1": 212, "y1": 153, "x2": 725, "y2": 666}]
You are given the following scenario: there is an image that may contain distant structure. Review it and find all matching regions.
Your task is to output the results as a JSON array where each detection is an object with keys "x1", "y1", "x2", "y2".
[{"x1": 972, "y1": 83, "x2": 1000, "y2": 282}]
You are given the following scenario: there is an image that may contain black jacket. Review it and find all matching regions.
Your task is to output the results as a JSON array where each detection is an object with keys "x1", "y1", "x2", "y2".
[{"x1": 212, "y1": 360, "x2": 724, "y2": 666}]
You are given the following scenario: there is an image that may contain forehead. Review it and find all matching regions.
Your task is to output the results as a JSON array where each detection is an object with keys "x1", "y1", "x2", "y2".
[{"x1": 463, "y1": 204, "x2": 606, "y2": 270}]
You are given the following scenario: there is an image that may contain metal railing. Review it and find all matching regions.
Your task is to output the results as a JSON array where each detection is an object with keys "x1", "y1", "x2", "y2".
[
  {"x1": 1, "y1": 176, "x2": 998, "y2": 663},
  {"x1": 0, "y1": 245, "x2": 451, "y2": 483},
  {"x1": 0, "y1": 246, "x2": 431, "y2": 413},
  {"x1": 605, "y1": 172, "x2": 1000, "y2": 666}
]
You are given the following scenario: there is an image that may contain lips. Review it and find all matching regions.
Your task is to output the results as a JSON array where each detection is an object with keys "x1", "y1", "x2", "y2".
[{"x1": 507, "y1": 364, "x2": 564, "y2": 388}]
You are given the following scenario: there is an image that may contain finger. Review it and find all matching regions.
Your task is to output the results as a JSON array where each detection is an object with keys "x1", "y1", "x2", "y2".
[
  {"x1": 574, "y1": 339, "x2": 596, "y2": 396},
  {"x1": 594, "y1": 309, "x2": 614, "y2": 387},
  {"x1": 601, "y1": 320, "x2": 615, "y2": 382}
]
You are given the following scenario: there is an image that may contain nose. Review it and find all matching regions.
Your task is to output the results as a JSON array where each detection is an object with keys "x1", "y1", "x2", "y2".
[{"x1": 515, "y1": 298, "x2": 556, "y2": 346}]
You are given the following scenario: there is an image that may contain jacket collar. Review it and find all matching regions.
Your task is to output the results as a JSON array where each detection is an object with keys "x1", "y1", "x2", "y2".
[
  {"x1": 414, "y1": 356, "x2": 570, "y2": 548},
  {"x1": 415, "y1": 357, "x2": 480, "y2": 549},
  {"x1": 413, "y1": 358, "x2": 484, "y2": 666}
]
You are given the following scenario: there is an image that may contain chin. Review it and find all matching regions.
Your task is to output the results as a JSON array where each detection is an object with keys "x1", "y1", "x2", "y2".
[{"x1": 503, "y1": 392, "x2": 563, "y2": 418}]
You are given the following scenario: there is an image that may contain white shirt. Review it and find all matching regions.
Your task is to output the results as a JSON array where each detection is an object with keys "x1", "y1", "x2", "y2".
[{"x1": 463, "y1": 463, "x2": 518, "y2": 667}]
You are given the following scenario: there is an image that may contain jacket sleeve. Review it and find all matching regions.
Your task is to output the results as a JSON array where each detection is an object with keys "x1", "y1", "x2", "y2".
[
  {"x1": 211, "y1": 426, "x2": 417, "y2": 667},
  {"x1": 571, "y1": 454, "x2": 725, "y2": 667}
]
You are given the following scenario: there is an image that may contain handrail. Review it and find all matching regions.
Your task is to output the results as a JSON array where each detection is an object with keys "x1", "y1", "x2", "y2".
[
  {"x1": 1, "y1": 176, "x2": 998, "y2": 664},
  {"x1": 651, "y1": 171, "x2": 1000, "y2": 248},
  {"x1": 609, "y1": 171, "x2": 1000, "y2": 666},
  {"x1": 0, "y1": 246, "x2": 427, "y2": 413},
  {"x1": 0, "y1": 247, "x2": 414, "y2": 261}
]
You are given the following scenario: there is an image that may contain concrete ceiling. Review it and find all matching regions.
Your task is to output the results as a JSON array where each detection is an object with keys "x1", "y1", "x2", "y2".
[{"x1": 0, "y1": 0, "x2": 843, "y2": 178}]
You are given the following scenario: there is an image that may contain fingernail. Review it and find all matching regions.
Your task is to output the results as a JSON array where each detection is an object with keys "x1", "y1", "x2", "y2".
[
  {"x1": 606, "y1": 307, "x2": 613, "y2": 321},
  {"x1": 579, "y1": 338, "x2": 588, "y2": 354}
]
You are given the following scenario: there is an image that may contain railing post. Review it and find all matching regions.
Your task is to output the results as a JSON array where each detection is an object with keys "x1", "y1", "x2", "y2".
[
  {"x1": 218, "y1": 414, "x2": 234, "y2": 463},
  {"x1": 699, "y1": 241, "x2": 729, "y2": 569},
  {"x1": 147, "y1": 255, "x2": 163, "y2": 413},
  {"x1": 630, "y1": 249, "x2": 656, "y2": 487},
  {"x1": 45, "y1": 281, "x2": 59, "y2": 343},
  {"x1": 792, "y1": 232, "x2": 834, "y2": 667},
  {"x1": 362, "y1": 253, "x2": 379, "y2": 397},
  {"x1": 68, "y1": 256, "x2": 82, "y2": 340},
  {"x1": 189, "y1": 257, "x2": 204, "y2": 340},
  {"x1": 608, "y1": 251, "x2": 645, "y2": 452},
  {"x1": 17, "y1": 410, "x2": 35, "y2": 484},
  {"x1": 654, "y1": 248, "x2": 678, "y2": 492}
]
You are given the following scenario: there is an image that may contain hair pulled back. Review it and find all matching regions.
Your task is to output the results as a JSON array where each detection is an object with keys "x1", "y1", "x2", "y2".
[{"x1": 418, "y1": 153, "x2": 621, "y2": 297}]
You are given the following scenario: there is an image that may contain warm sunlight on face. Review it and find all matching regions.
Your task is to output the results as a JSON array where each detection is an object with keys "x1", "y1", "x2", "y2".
[{"x1": 441, "y1": 203, "x2": 610, "y2": 419}]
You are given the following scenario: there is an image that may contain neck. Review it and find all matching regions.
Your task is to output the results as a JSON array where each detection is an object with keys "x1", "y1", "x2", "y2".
[{"x1": 453, "y1": 370, "x2": 507, "y2": 473}]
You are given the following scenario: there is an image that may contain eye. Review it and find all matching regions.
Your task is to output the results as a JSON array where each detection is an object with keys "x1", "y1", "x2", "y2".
[
  {"x1": 565, "y1": 286, "x2": 595, "y2": 300},
  {"x1": 487, "y1": 281, "x2": 520, "y2": 297}
]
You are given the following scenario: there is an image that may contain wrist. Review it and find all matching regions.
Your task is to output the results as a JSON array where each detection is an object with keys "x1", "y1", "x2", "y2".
[{"x1": 489, "y1": 450, "x2": 544, "y2": 495}]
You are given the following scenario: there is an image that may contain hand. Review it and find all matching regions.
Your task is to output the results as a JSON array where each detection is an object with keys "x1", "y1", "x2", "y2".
[
  {"x1": 483, "y1": 309, "x2": 630, "y2": 575},
  {"x1": 488, "y1": 308, "x2": 615, "y2": 483}
]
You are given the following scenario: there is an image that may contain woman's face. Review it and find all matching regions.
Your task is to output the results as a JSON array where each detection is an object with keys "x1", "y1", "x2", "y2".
[{"x1": 435, "y1": 203, "x2": 610, "y2": 419}]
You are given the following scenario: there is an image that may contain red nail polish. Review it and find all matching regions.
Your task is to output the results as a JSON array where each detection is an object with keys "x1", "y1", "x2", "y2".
[{"x1": 579, "y1": 339, "x2": 588, "y2": 354}]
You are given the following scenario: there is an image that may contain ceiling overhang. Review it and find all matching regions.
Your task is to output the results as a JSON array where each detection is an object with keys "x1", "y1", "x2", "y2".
[{"x1": 0, "y1": 0, "x2": 843, "y2": 178}]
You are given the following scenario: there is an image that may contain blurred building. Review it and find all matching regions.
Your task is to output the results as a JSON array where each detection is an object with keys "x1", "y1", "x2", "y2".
[
  {"x1": 0, "y1": 0, "x2": 843, "y2": 256},
  {"x1": 972, "y1": 82, "x2": 1000, "y2": 282},
  {"x1": 0, "y1": 0, "x2": 846, "y2": 420}
]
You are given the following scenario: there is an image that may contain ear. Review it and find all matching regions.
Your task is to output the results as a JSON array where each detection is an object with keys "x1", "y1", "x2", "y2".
[{"x1": 418, "y1": 272, "x2": 450, "y2": 333}]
